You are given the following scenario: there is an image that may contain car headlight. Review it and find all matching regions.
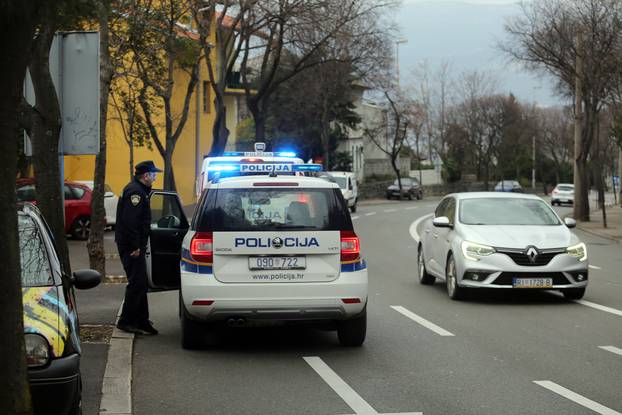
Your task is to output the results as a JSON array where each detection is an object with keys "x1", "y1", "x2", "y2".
[
  {"x1": 25, "y1": 334, "x2": 50, "y2": 367},
  {"x1": 566, "y1": 242, "x2": 587, "y2": 262},
  {"x1": 461, "y1": 241, "x2": 495, "y2": 261}
]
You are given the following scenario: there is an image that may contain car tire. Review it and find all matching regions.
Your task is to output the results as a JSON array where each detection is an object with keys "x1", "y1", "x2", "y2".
[
  {"x1": 562, "y1": 287, "x2": 586, "y2": 300},
  {"x1": 418, "y1": 246, "x2": 435, "y2": 285},
  {"x1": 350, "y1": 204, "x2": 357, "y2": 213},
  {"x1": 386, "y1": 194, "x2": 391, "y2": 200},
  {"x1": 70, "y1": 216, "x2": 91, "y2": 240},
  {"x1": 181, "y1": 302, "x2": 204, "y2": 350},
  {"x1": 416, "y1": 191, "x2": 423, "y2": 200},
  {"x1": 446, "y1": 254, "x2": 466, "y2": 300},
  {"x1": 337, "y1": 307, "x2": 366, "y2": 347},
  {"x1": 407, "y1": 192, "x2": 413, "y2": 200}
]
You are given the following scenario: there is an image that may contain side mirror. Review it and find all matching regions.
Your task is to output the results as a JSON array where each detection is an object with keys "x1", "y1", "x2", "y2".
[
  {"x1": 564, "y1": 217, "x2": 577, "y2": 228},
  {"x1": 104, "y1": 191, "x2": 115, "y2": 198},
  {"x1": 433, "y1": 216, "x2": 452, "y2": 228},
  {"x1": 72, "y1": 269, "x2": 101, "y2": 290}
]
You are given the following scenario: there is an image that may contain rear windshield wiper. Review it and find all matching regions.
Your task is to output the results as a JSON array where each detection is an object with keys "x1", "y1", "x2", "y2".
[{"x1": 272, "y1": 224, "x2": 317, "y2": 229}]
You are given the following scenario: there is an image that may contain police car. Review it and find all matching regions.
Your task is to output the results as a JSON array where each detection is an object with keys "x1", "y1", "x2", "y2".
[
  {"x1": 144, "y1": 161, "x2": 368, "y2": 349},
  {"x1": 197, "y1": 142, "x2": 306, "y2": 198}
]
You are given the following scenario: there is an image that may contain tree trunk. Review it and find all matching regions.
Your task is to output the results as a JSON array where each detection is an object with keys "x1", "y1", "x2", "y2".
[
  {"x1": 0, "y1": 2, "x2": 37, "y2": 413},
  {"x1": 29, "y1": 21, "x2": 71, "y2": 272},
  {"x1": 392, "y1": 156, "x2": 403, "y2": 200},
  {"x1": 253, "y1": 111, "x2": 267, "y2": 143},
  {"x1": 163, "y1": 149, "x2": 176, "y2": 191},
  {"x1": 208, "y1": 96, "x2": 229, "y2": 156},
  {"x1": 87, "y1": 0, "x2": 113, "y2": 276},
  {"x1": 618, "y1": 147, "x2": 622, "y2": 207}
]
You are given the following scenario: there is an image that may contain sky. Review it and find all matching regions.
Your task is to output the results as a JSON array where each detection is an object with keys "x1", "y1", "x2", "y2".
[{"x1": 395, "y1": 0, "x2": 562, "y2": 107}]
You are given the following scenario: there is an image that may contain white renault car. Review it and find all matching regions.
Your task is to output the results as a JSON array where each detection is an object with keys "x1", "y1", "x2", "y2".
[
  {"x1": 144, "y1": 164, "x2": 368, "y2": 349},
  {"x1": 418, "y1": 192, "x2": 588, "y2": 301}
]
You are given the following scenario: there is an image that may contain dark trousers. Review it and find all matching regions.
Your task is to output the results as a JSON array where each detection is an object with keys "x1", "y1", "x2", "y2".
[{"x1": 117, "y1": 245, "x2": 149, "y2": 327}]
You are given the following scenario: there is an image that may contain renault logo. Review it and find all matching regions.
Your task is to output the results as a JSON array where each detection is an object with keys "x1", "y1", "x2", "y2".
[
  {"x1": 272, "y1": 237, "x2": 283, "y2": 249},
  {"x1": 525, "y1": 246, "x2": 539, "y2": 263}
]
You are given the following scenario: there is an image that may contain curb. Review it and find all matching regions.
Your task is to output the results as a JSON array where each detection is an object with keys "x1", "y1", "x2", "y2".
[
  {"x1": 575, "y1": 225, "x2": 621, "y2": 244},
  {"x1": 99, "y1": 303, "x2": 134, "y2": 415}
]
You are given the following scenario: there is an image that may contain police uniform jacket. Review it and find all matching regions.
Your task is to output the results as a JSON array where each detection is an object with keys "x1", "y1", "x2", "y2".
[{"x1": 115, "y1": 178, "x2": 152, "y2": 251}]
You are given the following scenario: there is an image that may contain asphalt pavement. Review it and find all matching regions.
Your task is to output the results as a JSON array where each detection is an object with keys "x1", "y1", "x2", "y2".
[{"x1": 128, "y1": 197, "x2": 622, "y2": 415}]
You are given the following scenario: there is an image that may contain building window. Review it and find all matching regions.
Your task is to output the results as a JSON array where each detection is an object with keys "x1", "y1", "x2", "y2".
[{"x1": 203, "y1": 81, "x2": 211, "y2": 113}]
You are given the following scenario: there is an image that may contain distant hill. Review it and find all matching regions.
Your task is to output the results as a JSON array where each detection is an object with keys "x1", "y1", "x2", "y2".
[{"x1": 396, "y1": 0, "x2": 563, "y2": 107}]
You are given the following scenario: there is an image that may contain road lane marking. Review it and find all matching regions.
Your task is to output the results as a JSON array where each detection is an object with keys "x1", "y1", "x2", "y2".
[
  {"x1": 365, "y1": 212, "x2": 377, "y2": 216},
  {"x1": 589, "y1": 265, "x2": 602, "y2": 270},
  {"x1": 391, "y1": 306, "x2": 455, "y2": 336},
  {"x1": 303, "y1": 356, "x2": 422, "y2": 415},
  {"x1": 405, "y1": 206, "x2": 418, "y2": 210},
  {"x1": 575, "y1": 300, "x2": 622, "y2": 317},
  {"x1": 384, "y1": 209, "x2": 397, "y2": 213},
  {"x1": 351, "y1": 216, "x2": 360, "y2": 220},
  {"x1": 409, "y1": 213, "x2": 433, "y2": 244},
  {"x1": 599, "y1": 346, "x2": 622, "y2": 357},
  {"x1": 533, "y1": 381, "x2": 622, "y2": 415}
]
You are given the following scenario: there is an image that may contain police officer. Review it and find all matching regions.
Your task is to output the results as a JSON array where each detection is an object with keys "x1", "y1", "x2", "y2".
[{"x1": 115, "y1": 160, "x2": 162, "y2": 335}]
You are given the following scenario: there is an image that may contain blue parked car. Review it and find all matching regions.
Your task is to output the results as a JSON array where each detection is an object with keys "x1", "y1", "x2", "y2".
[{"x1": 494, "y1": 180, "x2": 523, "y2": 192}]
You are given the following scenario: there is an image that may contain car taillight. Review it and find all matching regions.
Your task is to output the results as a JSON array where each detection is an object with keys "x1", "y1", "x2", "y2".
[
  {"x1": 190, "y1": 231, "x2": 213, "y2": 263},
  {"x1": 340, "y1": 230, "x2": 360, "y2": 262}
]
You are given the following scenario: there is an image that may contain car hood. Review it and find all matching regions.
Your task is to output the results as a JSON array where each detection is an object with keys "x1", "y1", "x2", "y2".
[
  {"x1": 460, "y1": 224, "x2": 577, "y2": 249},
  {"x1": 22, "y1": 286, "x2": 69, "y2": 358}
]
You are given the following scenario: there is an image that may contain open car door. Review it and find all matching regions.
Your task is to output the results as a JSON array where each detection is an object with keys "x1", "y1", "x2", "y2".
[{"x1": 147, "y1": 191, "x2": 189, "y2": 290}]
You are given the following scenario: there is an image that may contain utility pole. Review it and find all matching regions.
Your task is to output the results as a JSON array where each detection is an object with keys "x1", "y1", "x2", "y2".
[{"x1": 573, "y1": 33, "x2": 584, "y2": 220}]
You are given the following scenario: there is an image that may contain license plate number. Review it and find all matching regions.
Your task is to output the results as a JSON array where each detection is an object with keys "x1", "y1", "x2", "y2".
[
  {"x1": 249, "y1": 256, "x2": 306, "y2": 270},
  {"x1": 512, "y1": 278, "x2": 553, "y2": 288}
]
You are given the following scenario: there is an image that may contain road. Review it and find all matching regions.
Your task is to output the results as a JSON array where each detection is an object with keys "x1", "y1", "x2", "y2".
[{"x1": 132, "y1": 198, "x2": 622, "y2": 415}]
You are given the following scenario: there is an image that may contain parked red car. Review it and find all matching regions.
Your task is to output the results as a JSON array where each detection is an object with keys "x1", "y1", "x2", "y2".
[{"x1": 16, "y1": 179, "x2": 93, "y2": 240}]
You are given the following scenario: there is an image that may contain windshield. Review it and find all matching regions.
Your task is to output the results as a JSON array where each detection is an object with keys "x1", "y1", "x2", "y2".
[
  {"x1": 18, "y1": 215, "x2": 53, "y2": 287},
  {"x1": 333, "y1": 177, "x2": 347, "y2": 189},
  {"x1": 557, "y1": 185, "x2": 574, "y2": 192},
  {"x1": 459, "y1": 198, "x2": 561, "y2": 226},
  {"x1": 393, "y1": 179, "x2": 413, "y2": 186},
  {"x1": 197, "y1": 188, "x2": 351, "y2": 231}
]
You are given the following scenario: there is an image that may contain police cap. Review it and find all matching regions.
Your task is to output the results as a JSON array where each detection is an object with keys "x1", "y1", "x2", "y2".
[{"x1": 135, "y1": 160, "x2": 163, "y2": 175}]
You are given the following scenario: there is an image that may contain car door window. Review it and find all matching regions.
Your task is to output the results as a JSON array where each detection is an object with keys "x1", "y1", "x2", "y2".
[
  {"x1": 18, "y1": 215, "x2": 53, "y2": 286},
  {"x1": 71, "y1": 186, "x2": 85, "y2": 199},
  {"x1": 64, "y1": 185, "x2": 77, "y2": 201},
  {"x1": 435, "y1": 198, "x2": 449, "y2": 218},
  {"x1": 150, "y1": 193, "x2": 186, "y2": 229},
  {"x1": 446, "y1": 198, "x2": 456, "y2": 224}
]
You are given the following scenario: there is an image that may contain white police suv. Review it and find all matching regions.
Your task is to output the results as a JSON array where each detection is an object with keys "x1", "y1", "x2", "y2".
[{"x1": 144, "y1": 162, "x2": 368, "y2": 349}]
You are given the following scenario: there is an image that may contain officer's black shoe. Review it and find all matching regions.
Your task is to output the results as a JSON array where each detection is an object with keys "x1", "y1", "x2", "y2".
[
  {"x1": 139, "y1": 321, "x2": 159, "y2": 335},
  {"x1": 116, "y1": 323, "x2": 144, "y2": 334}
]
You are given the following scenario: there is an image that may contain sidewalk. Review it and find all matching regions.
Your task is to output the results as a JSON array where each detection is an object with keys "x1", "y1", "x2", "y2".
[
  {"x1": 69, "y1": 230, "x2": 127, "y2": 415},
  {"x1": 576, "y1": 204, "x2": 622, "y2": 242}
]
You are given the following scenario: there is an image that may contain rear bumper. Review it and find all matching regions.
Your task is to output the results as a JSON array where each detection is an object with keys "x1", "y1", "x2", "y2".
[
  {"x1": 29, "y1": 353, "x2": 80, "y2": 415},
  {"x1": 181, "y1": 269, "x2": 368, "y2": 321}
]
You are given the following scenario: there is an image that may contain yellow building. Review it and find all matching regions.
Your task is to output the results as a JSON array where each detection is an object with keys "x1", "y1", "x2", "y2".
[{"x1": 64, "y1": 17, "x2": 243, "y2": 205}]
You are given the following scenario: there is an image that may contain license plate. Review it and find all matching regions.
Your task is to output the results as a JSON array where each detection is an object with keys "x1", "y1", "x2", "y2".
[
  {"x1": 512, "y1": 278, "x2": 553, "y2": 288},
  {"x1": 249, "y1": 256, "x2": 306, "y2": 270}
]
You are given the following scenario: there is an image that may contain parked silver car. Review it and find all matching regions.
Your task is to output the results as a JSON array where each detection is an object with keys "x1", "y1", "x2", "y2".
[
  {"x1": 418, "y1": 192, "x2": 588, "y2": 300},
  {"x1": 551, "y1": 183, "x2": 574, "y2": 206}
]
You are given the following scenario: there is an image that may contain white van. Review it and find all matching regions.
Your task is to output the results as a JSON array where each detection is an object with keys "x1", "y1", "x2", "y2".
[{"x1": 327, "y1": 171, "x2": 358, "y2": 212}]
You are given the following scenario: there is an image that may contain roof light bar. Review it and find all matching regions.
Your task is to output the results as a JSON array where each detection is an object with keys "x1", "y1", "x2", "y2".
[{"x1": 206, "y1": 163, "x2": 323, "y2": 173}]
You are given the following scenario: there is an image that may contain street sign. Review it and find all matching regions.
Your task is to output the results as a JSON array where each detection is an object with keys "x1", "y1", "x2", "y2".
[{"x1": 24, "y1": 31, "x2": 100, "y2": 156}]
